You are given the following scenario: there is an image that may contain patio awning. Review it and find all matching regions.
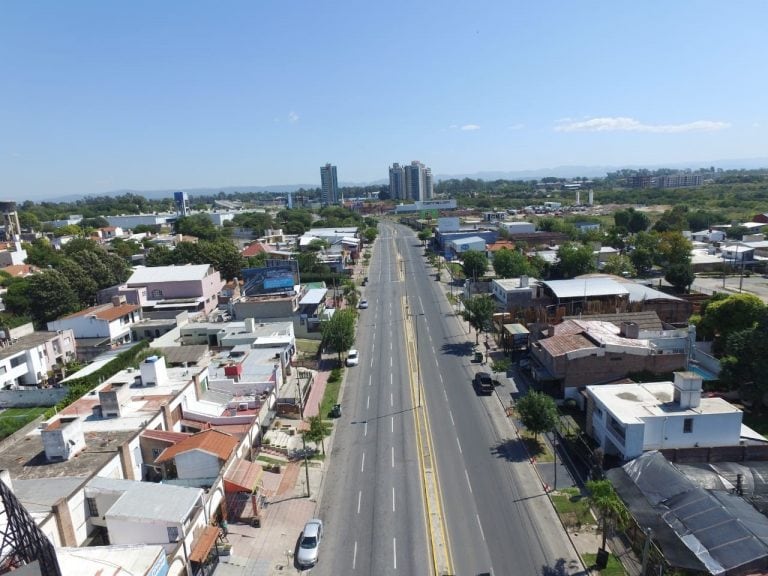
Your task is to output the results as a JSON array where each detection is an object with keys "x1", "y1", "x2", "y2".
[
  {"x1": 224, "y1": 459, "x2": 263, "y2": 493},
  {"x1": 190, "y1": 525, "x2": 220, "y2": 563}
]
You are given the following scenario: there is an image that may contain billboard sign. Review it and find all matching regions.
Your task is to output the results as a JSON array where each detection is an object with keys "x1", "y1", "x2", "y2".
[{"x1": 241, "y1": 259, "x2": 299, "y2": 296}]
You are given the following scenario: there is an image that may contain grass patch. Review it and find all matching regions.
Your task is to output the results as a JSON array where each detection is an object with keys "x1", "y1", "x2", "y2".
[
  {"x1": 319, "y1": 370, "x2": 343, "y2": 418},
  {"x1": 0, "y1": 407, "x2": 49, "y2": 421},
  {"x1": 256, "y1": 455, "x2": 285, "y2": 466},
  {"x1": 582, "y1": 552, "x2": 626, "y2": 575},
  {"x1": 0, "y1": 407, "x2": 48, "y2": 440},
  {"x1": 551, "y1": 487, "x2": 595, "y2": 528},
  {"x1": 520, "y1": 431, "x2": 554, "y2": 462},
  {"x1": 296, "y1": 339, "x2": 321, "y2": 355}
]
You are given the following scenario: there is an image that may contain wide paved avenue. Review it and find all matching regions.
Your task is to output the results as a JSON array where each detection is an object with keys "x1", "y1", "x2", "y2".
[{"x1": 315, "y1": 221, "x2": 583, "y2": 575}]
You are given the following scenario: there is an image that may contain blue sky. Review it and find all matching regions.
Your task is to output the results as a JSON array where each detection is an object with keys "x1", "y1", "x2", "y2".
[{"x1": 2, "y1": 1, "x2": 767, "y2": 200}]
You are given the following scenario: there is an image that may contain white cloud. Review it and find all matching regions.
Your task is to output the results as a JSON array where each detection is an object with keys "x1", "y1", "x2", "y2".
[
  {"x1": 288, "y1": 111, "x2": 300, "y2": 124},
  {"x1": 555, "y1": 116, "x2": 731, "y2": 134},
  {"x1": 460, "y1": 124, "x2": 480, "y2": 131}
]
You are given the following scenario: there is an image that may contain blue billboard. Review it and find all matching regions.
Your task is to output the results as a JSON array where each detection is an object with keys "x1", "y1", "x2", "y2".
[{"x1": 241, "y1": 259, "x2": 299, "y2": 296}]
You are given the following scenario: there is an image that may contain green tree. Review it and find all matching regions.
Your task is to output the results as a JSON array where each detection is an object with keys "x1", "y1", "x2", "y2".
[
  {"x1": 719, "y1": 314, "x2": 768, "y2": 404},
  {"x1": 657, "y1": 231, "x2": 692, "y2": 267},
  {"x1": 302, "y1": 415, "x2": 332, "y2": 455},
  {"x1": 555, "y1": 242, "x2": 596, "y2": 278},
  {"x1": 630, "y1": 231, "x2": 660, "y2": 275},
  {"x1": 602, "y1": 254, "x2": 636, "y2": 277},
  {"x1": 586, "y1": 479, "x2": 630, "y2": 551},
  {"x1": 417, "y1": 229, "x2": 432, "y2": 246},
  {"x1": 25, "y1": 270, "x2": 80, "y2": 327},
  {"x1": 24, "y1": 238, "x2": 62, "y2": 268},
  {"x1": 515, "y1": 390, "x2": 558, "y2": 440},
  {"x1": 613, "y1": 207, "x2": 650, "y2": 234},
  {"x1": 363, "y1": 227, "x2": 378, "y2": 243},
  {"x1": 461, "y1": 294, "x2": 496, "y2": 345},
  {"x1": 174, "y1": 214, "x2": 221, "y2": 241},
  {"x1": 492, "y1": 248, "x2": 531, "y2": 279},
  {"x1": 321, "y1": 309, "x2": 357, "y2": 365},
  {"x1": 2, "y1": 277, "x2": 32, "y2": 316},
  {"x1": 696, "y1": 293, "x2": 766, "y2": 352},
  {"x1": 664, "y1": 262, "x2": 695, "y2": 293},
  {"x1": 58, "y1": 259, "x2": 98, "y2": 307},
  {"x1": 461, "y1": 250, "x2": 488, "y2": 280},
  {"x1": 653, "y1": 205, "x2": 689, "y2": 232}
]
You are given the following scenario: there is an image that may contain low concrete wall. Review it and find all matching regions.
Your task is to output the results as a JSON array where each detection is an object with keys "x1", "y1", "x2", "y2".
[{"x1": 0, "y1": 388, "x2": 67, "y2": 408}]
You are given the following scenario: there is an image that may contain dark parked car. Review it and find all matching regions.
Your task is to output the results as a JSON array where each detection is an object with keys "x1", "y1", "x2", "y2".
[
  {"x1": 329, "y1": 404, "x2": 342, "y2": 418},
  {"x1": 473, "y1": 372, "x2": 494, "y2": 395}
]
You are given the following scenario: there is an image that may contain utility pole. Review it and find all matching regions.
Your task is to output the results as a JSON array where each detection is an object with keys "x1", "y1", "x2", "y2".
[{"x1": 297, "y1": 378, "x2": 310, "y2": 498}]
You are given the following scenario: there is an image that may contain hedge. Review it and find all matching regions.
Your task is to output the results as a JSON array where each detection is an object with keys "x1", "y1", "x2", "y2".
[{"x1": 43, "y1": 340, "x2": 155, "y2": 419}]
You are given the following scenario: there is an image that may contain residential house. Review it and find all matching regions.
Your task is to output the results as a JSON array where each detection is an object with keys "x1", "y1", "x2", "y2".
[
  {"x1": 47, "y1": 297, "x2": 142, "y2": 361},
  {"x1": 529, "y1": 318, "x2": 689, "y2": 398},
  {"x1": 0, "y1": 323, "x2": 76, "y2": 390},
  {"x1": 491, "y1": 277, "x2": 541, "y2": 310},
  {"x1": 0, "y1": 240, "x2": 27, "y2": 267},
  {"x1": 586, "y1": 372, "x2": 752, "y2": 461},
  {"x1": 155, "y1": 429, "x2": 239, "y2": 485},
  {"x1": 102, "y1": 264, "x2": 225, "y2": 316}
]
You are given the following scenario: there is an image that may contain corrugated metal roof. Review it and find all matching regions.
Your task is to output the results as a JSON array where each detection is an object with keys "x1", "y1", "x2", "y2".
[
  {"x1": 157, "y1": 345, "x2": 210, "y2": 366},
  {"x1": 544, "y1": 277, "x2": 629, "y2": 299}
]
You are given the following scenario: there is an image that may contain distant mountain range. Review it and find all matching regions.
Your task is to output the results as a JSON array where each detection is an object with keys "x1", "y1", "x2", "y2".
[{"x1": 41, "y1": 157, "x2": 768, "y2": 203}]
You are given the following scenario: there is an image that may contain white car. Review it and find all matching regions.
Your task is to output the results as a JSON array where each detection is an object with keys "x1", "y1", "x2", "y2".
[
  {"x1": 346, "y1": 349, "x2": 359, "y2": 367},
  {"x1": 297, "y1": 519, "x2": 323, "y2": 568},
  {"x1": 358, "y1": 299, "x2": 368, "y2": 309}
]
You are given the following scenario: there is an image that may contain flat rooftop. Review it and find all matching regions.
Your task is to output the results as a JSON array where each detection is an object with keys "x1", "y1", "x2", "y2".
[
  {"x1": 587, "y1": 381, "x2": 741, "y2": 424},
  {"x1": 0, "y1": 428, "x2": 135, "y2": 481}
]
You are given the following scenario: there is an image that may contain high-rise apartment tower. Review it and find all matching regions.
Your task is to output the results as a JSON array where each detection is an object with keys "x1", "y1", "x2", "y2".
[{"x1": 320, "y1": 163, "x2": 339, "y2": 205}]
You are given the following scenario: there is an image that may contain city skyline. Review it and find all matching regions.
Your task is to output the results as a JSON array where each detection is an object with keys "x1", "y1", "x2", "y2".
[{"x1": 3, "y1": 1, "x2": 768, "y2": 200}]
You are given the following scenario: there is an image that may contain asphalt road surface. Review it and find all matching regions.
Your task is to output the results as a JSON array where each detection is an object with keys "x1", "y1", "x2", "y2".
[
  {"x1": 315, "y1": 221, "x2": 583, "y2": 576},
  {"x1": 313, "y1": 223, "x2": 429, "y2": 575}
]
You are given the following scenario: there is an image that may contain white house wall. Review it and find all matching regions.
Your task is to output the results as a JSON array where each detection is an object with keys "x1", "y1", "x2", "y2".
[
  {"x1": 641, "y1": 412, "x2": 742, "y2": 452},
  {"x1": 175, "y1": 451, "x2": 221, "y2": 481},
  {"x1": 106, "y1": 517, "x2": 182, "y2": 553}
]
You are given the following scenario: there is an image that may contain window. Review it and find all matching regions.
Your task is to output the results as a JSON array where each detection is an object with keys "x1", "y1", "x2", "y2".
[
  {"x1": 86, "y1": 497, "x2": 99, "y2": 517},
  {"x1": 152, "y1": 447, "x2": 162, "y2": 459},
  {"x1": 9, "y1": 356, "x2": 24, "y2": 368},
  {"x1": 683, "y1": 418, "x2": 694, "y2": 433},
  {"x1": 167, "y1": 526, "x2": 180, "y2": 542},
  {"x1": 151, "y1": 289, "x2": 164, "y2": 299}
]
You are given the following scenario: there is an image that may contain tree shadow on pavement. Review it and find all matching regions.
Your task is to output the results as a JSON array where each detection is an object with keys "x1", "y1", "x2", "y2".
[
  {"x1": 440, "y1": 340, "x2": 475, "y2": 357},
  {"x1": 489, "y1": 438, "x2": 530, "y2": 463},
  {"x1": 541, "y1": 557, "x2": 584, "y2": 575}
]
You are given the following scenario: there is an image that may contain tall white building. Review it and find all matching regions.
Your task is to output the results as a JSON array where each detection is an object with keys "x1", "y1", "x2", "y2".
[
  {"x1": 320, "y1": 163, "x2": 339, "y2": 205},
  {"x1": 389, "y1": 163, "x2": 406, "y2": 200}
]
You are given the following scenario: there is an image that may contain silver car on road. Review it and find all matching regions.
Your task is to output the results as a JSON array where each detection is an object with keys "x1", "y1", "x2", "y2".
[{"x1": 297, "y1": 518, "x2": 323, "y2": 568}]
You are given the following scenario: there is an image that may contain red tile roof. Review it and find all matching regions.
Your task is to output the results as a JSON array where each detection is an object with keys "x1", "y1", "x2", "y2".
[
  {"x1": 155, "y1": 429, "x2": 238, "y2": 463},
  {"x1": 486, "y1": 241, "x2": 517, "y2": 252},
  {"x1": 141, "y1": 429, "x2": 191, "y2": 444},
  {"x1": 0, "y1": 264, "x2": 39, "y2": 277},
  {"x1": 241, "y1": 242, "x2": 269, "y2": 257},
  {"x1": 62, "y1": 302, "x2": 139, "y2": 322}
]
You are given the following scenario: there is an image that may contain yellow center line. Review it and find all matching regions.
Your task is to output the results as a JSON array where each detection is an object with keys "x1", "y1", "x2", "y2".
[{"x1": 402, "y1": 294, "x2": 453, "y2": 576}]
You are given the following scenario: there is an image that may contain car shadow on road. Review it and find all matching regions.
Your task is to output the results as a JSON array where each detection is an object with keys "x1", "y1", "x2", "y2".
[
  {"x1": 489, "y1": 437, "x2": 530, "y2": 462},
  {"x1": 440, "y1": 340, "x2": 475, "y2": 357}
]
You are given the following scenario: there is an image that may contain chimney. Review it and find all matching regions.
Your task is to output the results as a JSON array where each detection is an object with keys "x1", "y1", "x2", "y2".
[
  {"x1": 620, "y1": 321, "x2": 640, "y2": 339},
  {"x1": 140, "y1": 355, "x2": 169, "y2": 388},
  {"x1": 673, "y1": 371, "x2": 703, "y2": 409},
  {"x1": 244, "y1": 318, "x2": 256, "y2": 333},
  {"x1": 519, "y1": 275, "x2": 529, "y2": 288},
  {"x1": 41, "y1": 417, "x2": 86, "y2": 461},
  {"x1": 111, "y1": 294, "x2": 127, "y2": 307}
]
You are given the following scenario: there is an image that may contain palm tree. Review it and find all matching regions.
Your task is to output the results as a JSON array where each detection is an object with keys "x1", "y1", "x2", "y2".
[{"x1": 586, "y1": 479, "x2": 630, "y2": 551}]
